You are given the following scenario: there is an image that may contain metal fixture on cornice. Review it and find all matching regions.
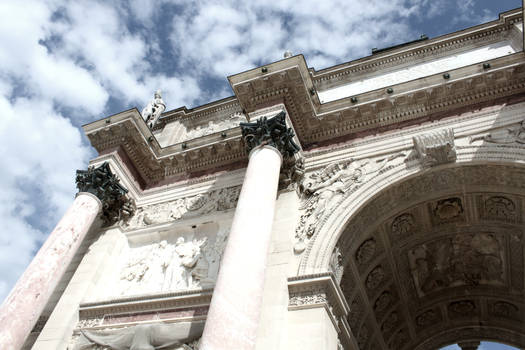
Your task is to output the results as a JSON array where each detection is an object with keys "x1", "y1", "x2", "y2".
[
  {"x1": 261, "y1": 67, "x2": 268, "y2": 73},
  {"x1": 483, "y1": 63, "x2": 491, "y2": 69},
  {"x1": 351, "y1": 97, "x2": 358, "y2": 103},
  {"x1": 181, "y1": 143, "x2": 187, "y2": 149},
  {"x1": 443, "y1": 73, "x2": 450, "y2": 79},
  {"x1": 309, "y1": 88, "x2": 316, "y2": 96},
  {"x1": 105, "y1": 119, "x2": 111, "y2": 124},
  {"x1": 147, "y1": 136, "x2": 154, "y2": 142},
  {"x1": 221, "y1": 132, "x2": 227, "y2": 138},
  {"x1": 386, "y1": 88, "x2": 394, "y2": 94},
  {"x1": 372, "y1": 34, "x2": 428, "y2": 55}
]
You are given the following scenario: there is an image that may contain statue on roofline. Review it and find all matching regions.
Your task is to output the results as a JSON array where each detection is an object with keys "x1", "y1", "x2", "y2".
[{"x1": 142, "y1": 90, "x2": 166, "y2": 129}]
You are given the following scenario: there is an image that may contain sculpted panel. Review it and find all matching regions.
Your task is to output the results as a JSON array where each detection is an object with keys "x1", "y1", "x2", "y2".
[
  {"x1": 294, "y1": 154, "x2": 404, "y2": 253},
  {"x1": 125, "y1": 186, "x2": 240, "y2": 229},
  {"x1": 408, "y1": 233, "x2": 504, "y2": 297},
  {"x1": 118, "y1": 232, "x2": 228, "y2": 296},
  {"x1": 483, "y1": 196, "x2": 517, "y2": 221}
]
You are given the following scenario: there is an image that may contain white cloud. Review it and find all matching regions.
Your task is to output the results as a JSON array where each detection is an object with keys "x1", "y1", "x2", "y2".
[
  {"x1": 169, "y1": 0, "x2": 423, "y2": 81},
  {"x1": 0, "y1": 0, "x2": 202, "y2": 303}
]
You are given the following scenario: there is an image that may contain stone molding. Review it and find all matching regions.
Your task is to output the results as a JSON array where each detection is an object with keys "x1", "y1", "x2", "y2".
[
  {"x1": 84, "y1": 110, "x2": 247, "y2": 188},
  {"x1": 287, "y1": 272, "x2": 349, "y2": 331},
  {"x1": 78, "y1": 288, "x2": 213, "y2": 323},
  {"x1": 311, "y1": 10, "x2": 521, "y2": 89}
]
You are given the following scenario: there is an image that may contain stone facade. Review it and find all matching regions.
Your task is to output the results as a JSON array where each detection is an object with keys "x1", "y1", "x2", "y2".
[{"x1": 3, "y1": 7, "x2": 525, "y2": 350}]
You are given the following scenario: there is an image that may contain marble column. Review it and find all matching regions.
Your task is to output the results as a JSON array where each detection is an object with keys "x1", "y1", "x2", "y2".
[
  {"x1": 0, "y1": 162, "x2": 129, "y2": 350},
  {"x1": 200, "y1": 111, "x2": 299, "y2": 350}
]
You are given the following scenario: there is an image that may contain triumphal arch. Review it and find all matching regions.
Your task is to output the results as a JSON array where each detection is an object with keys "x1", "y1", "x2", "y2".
[{"x1": 2, "y1": 7, "x2": 525, "y2": 350}]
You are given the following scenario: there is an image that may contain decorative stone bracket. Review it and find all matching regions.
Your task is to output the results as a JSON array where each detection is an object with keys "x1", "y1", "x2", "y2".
[
  {"x1": 413, "y1": 128, "x2": 456, "y2": 167},
  {"x1": 76, "y1": 162, "x2": 134, "y2": 225}
]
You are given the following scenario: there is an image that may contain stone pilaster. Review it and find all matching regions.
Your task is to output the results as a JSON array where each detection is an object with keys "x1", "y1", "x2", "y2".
[
  {"x1": 0, "y1": 162, "x2": 129, "y2": 350},
  {"x1": 200, "y1": 111, "x2": 299, "y2": 350}
]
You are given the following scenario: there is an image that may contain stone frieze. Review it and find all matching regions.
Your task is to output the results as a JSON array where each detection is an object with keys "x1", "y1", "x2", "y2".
[{"x1": 124, "y1": 186, "x2": 240, "y2": 229}]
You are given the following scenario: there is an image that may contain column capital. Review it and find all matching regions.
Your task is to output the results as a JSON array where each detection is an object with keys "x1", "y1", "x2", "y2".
[
  {"x1": 240, "y1": 111, "x2": 300, "y2": 158},
  {"x1": 75, "y1": 162, "x2": 133, "y2": 224}
]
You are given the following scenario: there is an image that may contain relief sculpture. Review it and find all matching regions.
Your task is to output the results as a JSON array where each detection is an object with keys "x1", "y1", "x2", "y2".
[
  {"x1": 408, "y1": 233, "x2": 504, "y2": 297},
  {"x1": 124, "y1": 186, "x2": 240, "y2": 229},
  {"x1": 119, "y1": 233, "x2": 228, "y2": 296},
  {"x1": 294, "y1": 154, "x2": 404, "y2": 253},
  {"x1": 184, "y1": 112, "x2": 247, "y2": 140},
  {"x1": 70, "y1": 322, "x2": 203, "y2": 350}
]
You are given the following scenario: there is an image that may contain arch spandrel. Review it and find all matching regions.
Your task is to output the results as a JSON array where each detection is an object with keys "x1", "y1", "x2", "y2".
[{"x1": 296, "y1": 145, "x2": 525, "y2": 349}]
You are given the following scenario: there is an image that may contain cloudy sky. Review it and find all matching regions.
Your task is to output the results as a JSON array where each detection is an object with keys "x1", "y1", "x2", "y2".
[{"x1": 0, "y1": 0, "x2": 521, "y2": 347}]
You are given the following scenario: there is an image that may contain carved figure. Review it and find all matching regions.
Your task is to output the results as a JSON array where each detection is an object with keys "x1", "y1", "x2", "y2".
[
  {"x1": 120, "y1": 241, "x2": 175, "y2": 296},
  {"x1": 124, "y1": 187, "x2": 240, "y2": 229},
  {"x1": 142, "y1": 90, "x2": 166, "y2": 129},
  {"x1": 483, "y1": 119, "x2": 525, "y2": 144},
  {"x1": 293, "y1": 153, "x2": 405, "y2": 253},
  {"x1": 71, "y1": 322, "x2": 203, "y2": 350},
  {"x1": 408, "y1": 233, "x2": 504, "y2": 297},
  {"x1": 294, "y1": 160, "x2": 365, "y2": 251},
  {"x1": 169, "y1": 237, "x2": 208, "y2": 289}
]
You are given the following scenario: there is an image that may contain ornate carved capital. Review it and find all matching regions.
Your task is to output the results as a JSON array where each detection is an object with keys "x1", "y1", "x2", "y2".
[
  {"x1": 76, "y1": 162, "x2": 133, "y2": 225},
  {"x1": 240, "y1": 111, "x2": 300, "y2": 158}
]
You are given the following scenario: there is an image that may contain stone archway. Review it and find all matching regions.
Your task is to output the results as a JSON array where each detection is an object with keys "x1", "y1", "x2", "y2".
[{"x1": 323, "y1": 163, "x2": 525, "y2": 349}]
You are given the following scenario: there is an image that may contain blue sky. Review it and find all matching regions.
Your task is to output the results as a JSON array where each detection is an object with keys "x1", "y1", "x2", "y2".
[{"x1": 0, "y1": 1, "x2": 521, "y2": 348}]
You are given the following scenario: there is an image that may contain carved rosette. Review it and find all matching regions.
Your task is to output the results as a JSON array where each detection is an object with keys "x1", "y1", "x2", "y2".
[
  {"x1": 240, "y1": 111, "x2": 300, "y2": 158},
  {"x1": 76, "y1": 162, "x2": 134, "y2": 225}
]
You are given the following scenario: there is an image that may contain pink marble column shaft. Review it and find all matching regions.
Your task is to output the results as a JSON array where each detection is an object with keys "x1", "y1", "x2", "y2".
[
  {"x1": 200, "y1": 145, "x2": 282, "y2": 350},
  {"x1": 0, "y1": 192, "x2": 101, "y2": 350}
]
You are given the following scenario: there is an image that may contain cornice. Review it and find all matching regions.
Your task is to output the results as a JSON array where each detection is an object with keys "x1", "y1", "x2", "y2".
[
  {"x1": 79, "y1": 289, "x2": 213, "y2": 318},
  {"x1": 154, "y1": 96, "x2": 242, "y2": 131},
  {"x1": 83, "y1": 9, "x2": 525, "y2": 188},
  {"x1": 311, "y1": 9, "x2": 522, "y2": 89},
  {"x1": 84, "y1": 110, "x2": 248, "y2": 188}
]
